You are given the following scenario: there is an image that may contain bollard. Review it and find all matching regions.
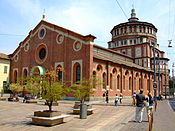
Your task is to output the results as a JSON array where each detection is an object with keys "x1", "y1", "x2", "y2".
[{"x1": 80, "y1": 103, "x2": 87, "y2": 119}]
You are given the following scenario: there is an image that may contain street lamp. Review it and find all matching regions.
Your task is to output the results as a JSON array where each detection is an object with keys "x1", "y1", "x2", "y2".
[
  {"x1": 152, "y1": 41, "x2": 157, "y2": 100},
  {"x1": 157, "y1": 54, "x2": 161, "y2": 96},
  {"x1": 163, "y1": 61, "x2": 169, "y2": 99},
  {"x1": 172, "y1": 63, "x2": 175, "y2": 97}
]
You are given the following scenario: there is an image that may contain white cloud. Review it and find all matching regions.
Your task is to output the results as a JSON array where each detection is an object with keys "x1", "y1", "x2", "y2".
[{"x1": 6, "y1": 0, "x2": 42, "y2": 23}]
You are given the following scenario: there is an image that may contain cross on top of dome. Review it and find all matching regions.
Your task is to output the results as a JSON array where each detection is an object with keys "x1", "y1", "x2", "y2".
[{"x1": 128, "y1": 8, "x2": 139, "y2": 22}]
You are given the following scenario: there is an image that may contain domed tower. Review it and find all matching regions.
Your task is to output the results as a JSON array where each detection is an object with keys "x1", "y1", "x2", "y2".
[{"x1": 108, "y1": 9, "x2": 159, "y2": 68}]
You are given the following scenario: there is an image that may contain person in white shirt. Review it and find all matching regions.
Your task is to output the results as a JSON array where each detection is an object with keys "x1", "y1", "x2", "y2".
[{"x1": 114, "y1": 94, "x2": 119, "y2": 106}]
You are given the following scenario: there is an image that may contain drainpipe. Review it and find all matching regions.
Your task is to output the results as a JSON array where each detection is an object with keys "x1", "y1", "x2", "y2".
[{"x1": 106, "y1": 62, "x2": 109, "y2": 86}]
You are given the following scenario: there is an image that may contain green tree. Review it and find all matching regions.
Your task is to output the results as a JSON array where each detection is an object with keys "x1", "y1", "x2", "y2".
[
  {"x1": 25, "y1": 68, "x2": 69, "y2": 112},
  {"x1": 72, "y1": 77, "x2": 98, "y2": 104},
  {"x1": 9, "y1": 83, "x2": 23, "y2": 96},
  {"x1": 24, "y1": 76, "x2": 41, "y2": 97}
]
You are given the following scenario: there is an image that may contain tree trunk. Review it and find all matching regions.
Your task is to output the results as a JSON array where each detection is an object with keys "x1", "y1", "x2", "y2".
[
  {"x1": 48, "y1": 101, "x2": 53, "y2": 112},
  {"x1": 80, "y1": 99, "x2": 83, "y2": 104}
]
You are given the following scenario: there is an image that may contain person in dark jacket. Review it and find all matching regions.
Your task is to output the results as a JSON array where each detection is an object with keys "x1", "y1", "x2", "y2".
[
  {"x1": 135, "y1": 89, "x2": 145, "y2": 123},
  {"x1": 146, "y1": 93, "x2": 154, "y2": 122},
  {"x1": 105, "y1": 91, "x2": 109, "y2": 103}
]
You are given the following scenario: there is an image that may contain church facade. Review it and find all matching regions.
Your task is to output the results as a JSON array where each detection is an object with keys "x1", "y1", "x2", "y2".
[{"x1": 9, "y1": 9, "x2": 169, "y2": 98}]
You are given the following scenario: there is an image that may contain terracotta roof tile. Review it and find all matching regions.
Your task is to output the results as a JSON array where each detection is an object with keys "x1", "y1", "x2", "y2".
[{"x1": 0, "y1": 53, "x2": 9, "y2": 59}]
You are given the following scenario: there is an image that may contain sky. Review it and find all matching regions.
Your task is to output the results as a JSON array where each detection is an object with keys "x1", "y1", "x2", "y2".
[{"x1": 0, "y1": 0, "x2": 175, "y2": 74}]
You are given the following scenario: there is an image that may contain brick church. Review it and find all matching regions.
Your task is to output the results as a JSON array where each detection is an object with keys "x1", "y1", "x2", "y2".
[{"x1": 9, "y1": 9, "x2": 169, "y2": 98}]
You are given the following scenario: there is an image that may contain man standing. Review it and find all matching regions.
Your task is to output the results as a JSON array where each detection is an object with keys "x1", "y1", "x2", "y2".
[{"x1": 135, "y1": 89, "x2": 145, "y2": 123}]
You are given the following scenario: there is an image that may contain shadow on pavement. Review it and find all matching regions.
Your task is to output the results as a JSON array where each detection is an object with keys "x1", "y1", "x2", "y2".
[{"x1": 168, "y1": 98, "x2": 175, "y2": 112}]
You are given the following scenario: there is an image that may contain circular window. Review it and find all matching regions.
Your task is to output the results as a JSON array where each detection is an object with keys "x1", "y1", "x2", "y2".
[
  {"x1": 38, "y1": 28, "x2": 46, "y2": 39},
  {"x1": 14, "y1": 54, "x2": 19, "y2": 62},
  {"x1": 73, "y1": 41, "x2": 82, "y2": 51},
  {"x1": 56, "y1": 34, "x2": 64, "y2": 44},
  {"x1": 24, "y1": 43, "x2": 29, "y2": 52},
  {"x1": 35, "y1": 44, "x2": 48, "y2": 64},
  {"x1": 39, "y1": 48, "x2": 46, "y2": 59}
]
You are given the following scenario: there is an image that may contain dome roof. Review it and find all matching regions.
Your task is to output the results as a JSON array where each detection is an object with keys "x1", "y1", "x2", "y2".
[{"x1": 111, "y1": 9, "x2": 157, "y2": 33}]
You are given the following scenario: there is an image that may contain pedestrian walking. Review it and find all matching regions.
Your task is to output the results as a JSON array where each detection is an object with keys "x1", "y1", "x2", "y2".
[
  {"x1": 132, "y1": 92, "x2": 136, "y2": 106},
  {"x1": 102, "y1": 92, "x2": 106, "y2": 103},
  {"x1": 135, "y1": 89, "x2": 145, "y2": 123},
  {"x1": 146, "y1": 93, "x2": 154, "y2": 122},
  {"x1": 119, "y1": 93, "x2": 123, "y2": 104},
  {"x1": 106, "y1": 91, "x2": 109, "y2": 103},
  {"x1": 114, "y1": 94, "x2": 119, "y2": 106}
]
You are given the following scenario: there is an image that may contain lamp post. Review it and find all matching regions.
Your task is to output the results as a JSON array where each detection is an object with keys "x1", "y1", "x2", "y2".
[
  {"x1": 158, "y1": 54, "x2": 161, "y2": 96},
  {"x1": 152, "y1": 42, "x2": 157, "y2": 100},
  {"x1": 172, "y1": 63, "x2": 175, "y2": 97},
  {"x1": 164, "y1": 62, "x2": 167, "y2": 99}
]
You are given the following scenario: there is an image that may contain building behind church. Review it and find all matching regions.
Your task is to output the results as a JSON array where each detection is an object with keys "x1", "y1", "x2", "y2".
[
  {"x1": 0, "y1": 53, "x2": 10, "y2": 93},
  {"x1": 9, "y1": 9, "x2": 169, "y2": 98}
]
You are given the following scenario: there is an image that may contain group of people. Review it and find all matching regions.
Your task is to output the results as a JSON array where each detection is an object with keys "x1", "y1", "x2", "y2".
[
  {"x1": 134, "y1": 89, "x2": 155, "y2": 123},
  {"x1": 102, "y1": 91, "x2": 123, "y2": 105},
  {"x1": 114, "y1": 93, "x2": 123, "y2": 106},
  {"x1": 103, "y1": 89, "x2": 156, "y2": 123}
]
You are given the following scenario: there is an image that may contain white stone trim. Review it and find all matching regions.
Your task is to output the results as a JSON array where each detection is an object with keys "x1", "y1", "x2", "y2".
[
  {"x1": 38, "y1": 27, "x2": 46, "y2": 39},
  {"x1": 71, "y1": 59, "x2": 82, "y2": 85},
  {"x1": 55, "y1": 62, "x2": 64, "y2": 69},
  {"x1": 24, "y1": 42, "x2": 30, "y2": 52},
  {"x1": 35, "y1": 43, "x2": 48, "y2": 64},
  {"x1": 14, "y1": 53, "x2": 19, "y2": 62},
  {"x1": 22, "y1": 39, "x2": 30, "y2": 48},
  {"x1": 56, "y1": 33, "x2": 64, "y2": 44},
  {"x1": 73, "y1": 41, "x2": 82, "y2": 51},
  {"x1": 32, "y1": 24, "x2": 90, "y2": 45},
  {"x1": 22, "y1": 67, "x2": 29, "y2": 77}
]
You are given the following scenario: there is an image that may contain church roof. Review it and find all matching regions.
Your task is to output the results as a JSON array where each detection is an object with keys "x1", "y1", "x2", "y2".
[{"x1": 10, "y1": 20, "x2": 96, "y2": 56}]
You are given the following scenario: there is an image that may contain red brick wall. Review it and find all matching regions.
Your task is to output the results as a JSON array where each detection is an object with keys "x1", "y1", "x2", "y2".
[{"x1": 10, "y1": 23, "x2": 94, "y2": 87}]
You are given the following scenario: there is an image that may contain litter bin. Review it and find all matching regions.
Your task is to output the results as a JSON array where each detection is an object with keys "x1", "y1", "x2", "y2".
[{"x1": 80, "y1": 103, "x2": 87, "y2": 119}]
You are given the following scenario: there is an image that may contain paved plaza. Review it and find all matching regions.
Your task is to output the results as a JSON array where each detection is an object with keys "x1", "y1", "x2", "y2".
[
  {"x1": 0, "y1": 98, "x2": 139, "y2": 131},
  {"x1": 1, "y1": 98, "x2": 174, "y2": 131}
]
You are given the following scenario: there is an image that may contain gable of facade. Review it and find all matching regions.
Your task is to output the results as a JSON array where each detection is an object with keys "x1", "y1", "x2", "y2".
[{"x1": 9, "y1": 20, "x2": 96, "y2": 85}]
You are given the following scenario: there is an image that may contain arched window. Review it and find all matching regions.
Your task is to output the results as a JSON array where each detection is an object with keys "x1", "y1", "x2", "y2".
[
  {"x1": 124, "y1": 27, "x2": 127, "y2": 33},
  {"x1": 92, "y1": 71, "x2": 96, "y2": 88},
  {"x1": 134, "y1": 77, "x2": 136, "y2": 90},
  {"x1": 147, "y1": 79, "x2": 150, "y2": 91},
  {"x1": 139, "y1": 78, "x2": 141, "y2": 90},
  {"x1": 123, "y1": 76, "x2": 125, "y2": 90},
  {"x1": 76, "y1": 65, "x2": 81, "y2": 82},
  {"x1": 56, "y1": 65, "x2": 63, "y2": 82},
  {"x1": 134, "y1": 26, "x2": 136, "y2": 32},
  {"x1": 14, "y1": 70, "x2": 18, "y2": 83},
  {"x1": 140, "y1": 26, "x2": 142, "y2": 32},
  {"x1": 110, "y1": 73, "x2": 113, "y2": 89},
  {"x1": 116, "y1": 75, "x2": 120, "y2": 89},
  {"x1": 97, "y1": 64, "x2": 102, "y2": 72},
  {"x1": 73, "y1": 63, "x2": 81, "y2": 83},
  {"x1": 121, "y1": 28, "x2": 123, "y2": 34},
  {"x1": 23, "y1": 69, "x2": 28, "y2": 77},
  {"x1": 102, "y1": 73, "x2": 107, "y2": 89},
  {"x1": 129, "y1": 77, "x2": 132, "y2": 90},
  {"x1": 143, "y1": 27, "x2": 146, "y2": 33}
]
